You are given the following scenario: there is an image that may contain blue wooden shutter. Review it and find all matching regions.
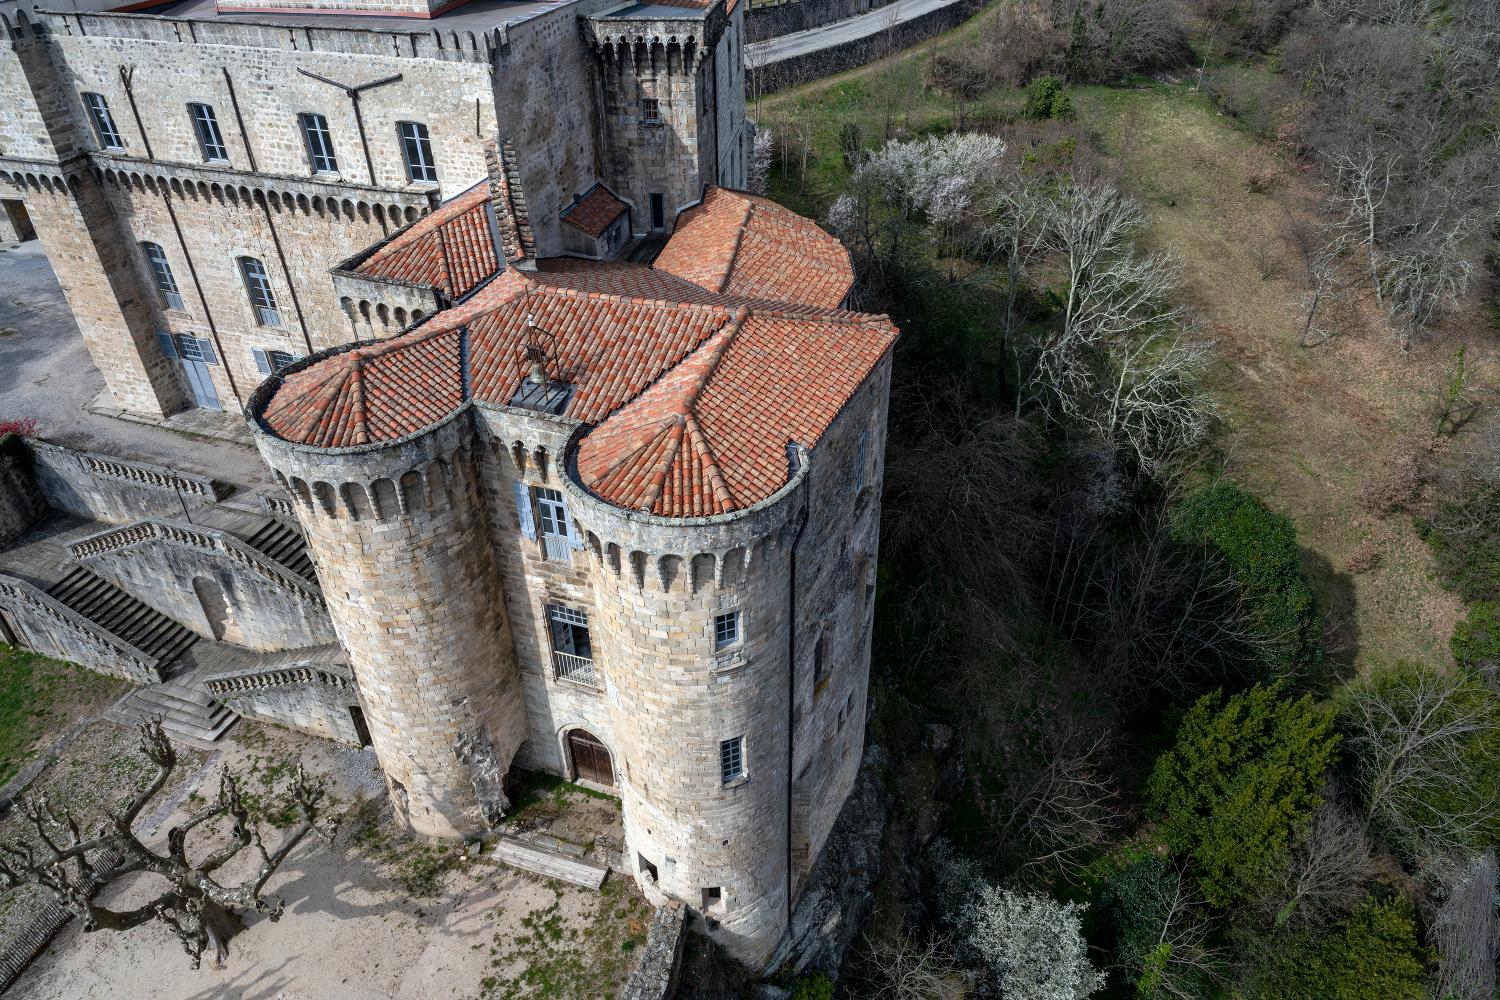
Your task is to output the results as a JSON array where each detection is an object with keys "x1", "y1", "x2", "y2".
[
  {"x1": 564, "y1": 499, "x2": 584, "y2": 550},
  {"x1": 252, "y1": 348, "x2": 271, "y2": 374},
  {"x1": 155, "y1": 331, "x2": 178, "y2": 359},
  {"x1": 512, "y1": 481, "x2": 536, "y2": 539},
  {"x1": 195, "y1": 337, "x2": 218, "y2": 364}
]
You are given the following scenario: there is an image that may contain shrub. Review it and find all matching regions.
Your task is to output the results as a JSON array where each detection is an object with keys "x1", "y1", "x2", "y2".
[
  {"x1": 1421, "y1": 481, "x2": 1500, "y2": 604},
  {"x1": 0, "y1": 417, "x2": 38, "y2": 438},
  {"x1": 1023, "y1": 75, "x2": 1075, "y2": 122},
  {"x1": 1452, "y1": 602, "x2": 1500, "y2": 673},
  {"x1": 790, "y1": 972, "x2": 833, "y2": 1000},
  {"x1": 1247, "y1": 896, "x2": 1426, "y2": 1000},
  {"x1": 930, "y1": 841, "x2": 1105, "y2": 1000},
  {"x1": 1146, "y1": 685, "x2": 1339, "y2": 907},
  {"x1": 1173, "y1": 482, "x2": 1322, "y2": 679}
]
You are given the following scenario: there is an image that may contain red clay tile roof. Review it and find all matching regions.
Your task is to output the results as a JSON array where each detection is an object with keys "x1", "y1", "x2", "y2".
[
  {"x1": 353, "y1": 182, "x2": 499, "y2": 300},
  {"x1": 258, "y1": 188, "x2": 895, "y2": 517},
  {"x1": 561, "y1": 186, "x2": 630, "y2": 238},
  {"x1": 653, "y1": 187, "x2": 855, "y2": 309}
]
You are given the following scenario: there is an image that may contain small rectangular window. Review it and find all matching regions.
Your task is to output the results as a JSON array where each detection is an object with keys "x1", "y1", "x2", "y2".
[
  {"x1": 649, "y1": 193, "x2": 666, "y2": 230},
  {"x1": 140, "y1": 242, "x2": 184, "y2": 311},
  {"x1": 638, "y1": 855, "x2": 658, "y2": 882},
  {"x1": 534, "y1": 487, "x2": 576, "y2": 561},
  {"x1": 298, "y1": 112, "x2": 338, "y2": 175},
  {"x1": 701, "y1": 886, "x2": 724, "y2": 913},
  {"x1": 714, "y1": 611, "x2": 740, "y2": 650},
  {"x1": 174, "y1": 335, "x2": 217, "y2": 364},
  {"x1": 640, "y1": 97, "x2": 661, "y2": 124},
  {"x1": 252, "y1": 348, "x2": 296, "y2": 374},
  {"x1": 719, "y1": 736, "x2": 745, "y2": 785},
  {"x1": 83, "y1": 92, "x2": 123, "y2": 150},
  {"x1": 854, "y1": 431, "x2": 868, "y2": 496},
  {"x1": 239, "y1": 257, "x2": 281, "y2": 327},
  {"x1": 397, "y1": 121, "x2": 437, "y2": 184},
  {"x1": 813, "y1": 629, "x2": 828, "y2": 685},
  {"x1": 189, "y1": 103, "x2": 228, "y2": 163}
]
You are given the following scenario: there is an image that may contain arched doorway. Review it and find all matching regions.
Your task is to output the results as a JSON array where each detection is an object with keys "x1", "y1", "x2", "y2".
[
  {"x1": 192, "y1": 576, "x2": 241, "y2": 643},
  {"x1": 566, "y1": 728, "x2": 615, "y2": 788}
]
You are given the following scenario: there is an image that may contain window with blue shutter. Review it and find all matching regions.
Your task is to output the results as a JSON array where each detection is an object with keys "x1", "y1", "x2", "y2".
[{"x1": 512, "y1": 481, "x2": 536, "y2": 539}]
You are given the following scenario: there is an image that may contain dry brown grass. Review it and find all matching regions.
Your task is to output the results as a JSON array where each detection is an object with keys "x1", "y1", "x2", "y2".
[{"x1": 1073, "y1": 84, "x2": 1492, "y2": 673}]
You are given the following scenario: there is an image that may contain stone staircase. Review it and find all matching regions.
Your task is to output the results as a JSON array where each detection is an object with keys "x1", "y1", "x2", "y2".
[
  {"x1": 44, "y1": 566, "x2": 198, "y2": 667},
  {"x1": 493, "y1": 834, "x2": 609, "y2": 889},
  {"x1": 241, "y1": 519, "x2": 315, "y2": 582},
  {"x1": 104, "y1": 679, "x2": 238, "y2": 750}
]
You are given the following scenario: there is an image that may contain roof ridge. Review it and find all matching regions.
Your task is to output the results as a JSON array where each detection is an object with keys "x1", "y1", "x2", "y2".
[
  {"x1": 712, "y1": 196, "x2": 755, "y2": 293},
  {"x1": 531, "y1": 280, "x2": 733, "y2": 316},
  {"x1": 680, "y1": 408, "x2": 737, "y2": 513},
  {"x1": 348, "y1": 358, "x2": 370, "y2": 446}
]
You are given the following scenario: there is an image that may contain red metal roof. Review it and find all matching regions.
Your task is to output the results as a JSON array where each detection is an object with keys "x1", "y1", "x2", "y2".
[
  {"x1": 653, "y1": 187, "x2": 855, "y2": 309},
  {"x1": 353, "y1": 182, "x2": 499, "y2": 300},
  {"x1": 560, "y1": 185, "x2": 630, "y2": 238},
  {"x1": 258, "y1": 188, "x2": 894, "y2": 517}
]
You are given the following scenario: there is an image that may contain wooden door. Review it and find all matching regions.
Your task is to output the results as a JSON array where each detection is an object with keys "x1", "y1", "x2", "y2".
[{"x1": 567, "y1": 729, "x2": 614, "y2": 787}]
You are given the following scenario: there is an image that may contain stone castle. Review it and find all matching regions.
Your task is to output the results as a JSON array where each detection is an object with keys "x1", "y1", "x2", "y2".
[{"x1": 0, "y1": 0, "x2": 895, "y2": 966}]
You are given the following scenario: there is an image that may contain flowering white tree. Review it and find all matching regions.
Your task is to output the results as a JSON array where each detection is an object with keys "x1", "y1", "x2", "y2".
[
  {"x1": 747, "y1": 124, "x2": 774, "y2": 195},
  {"x1": 930, "y1": 841, "x2": 1106, "y2": 1000}
]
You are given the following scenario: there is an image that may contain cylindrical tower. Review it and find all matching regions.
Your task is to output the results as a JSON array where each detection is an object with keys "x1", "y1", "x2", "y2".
[
  {"x1": 249, "y1": 406, "x2": 528, "y2": 841},
  {"x1": 563, "y1": 439, "x2": 809, "y2": 966}
]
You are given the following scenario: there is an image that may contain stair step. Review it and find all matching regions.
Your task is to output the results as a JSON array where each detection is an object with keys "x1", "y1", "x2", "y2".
[
  {"x1": 493, "y1": 836, "x2": 608, "y2": 890},
  {"x1": 45, "y1": 568, "x2": 197, "y2": 664},
  {"x1": 110, "y1": 688, "x2": 238, "y2": 747}
]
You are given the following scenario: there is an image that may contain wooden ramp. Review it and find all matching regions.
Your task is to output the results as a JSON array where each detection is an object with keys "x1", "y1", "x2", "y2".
[{"x1": 493, "y1": 835, "x2": 608, "y2": 890}]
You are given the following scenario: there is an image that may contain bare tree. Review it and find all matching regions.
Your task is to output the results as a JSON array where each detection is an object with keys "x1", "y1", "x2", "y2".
[
  {"x1": 855, "y1": 932, "x2": 966, "y2": 1000},
  {"x1": 0, "y1": 721, "x2": 332, "y2": 968},
  {"x1": 1131, "y1": 866, "x2": 1226, "y2": 1000},
  {"x1": 1341, "y1": 663, "x2": 1500, "y2": 860},
  {"x1": 1264, "y1": 796, "x2": 1375, "y2": 928},
  {"x1": 1432, "y1": 850, "x2": 1500, "y2": 1000},
  {"x1": 1329, "y1": 144, "x2": 1395, "y2": 309},
  {"x1": 1289, "y1": 218, "x2": 1348, "y2": 347},
  {"x1": 1382, "y1": 208, "x2": 1478, "y2": 349}
]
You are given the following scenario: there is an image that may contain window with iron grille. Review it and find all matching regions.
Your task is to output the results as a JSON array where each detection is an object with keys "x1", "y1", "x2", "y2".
[
  {"x1": 548, "y1": 603, "x2": 597, "y2": 685},
  {"x1": 714, "y1": 611, "x2": 740, "y2": 650},
  {"x1": 189, "y1": 103, "x2": 228, "y2": 163},
  {"x1": 398, "y1": 121, "x2": 437, "y2": 183},
  {"x1": 83, "y1": 93, "x2": 123, "y2": 150},
  {"x1": 719, "y1": 736, "x2": 745, "y2": 784},
  {"x1": 238, "y1": 257, "x2": 281, "y2": 327},
  {"x1": 640, "y1": 97, "x2": 661, "y2": 124},
  {"x1": 298, "y1": 112, "x2": 338, "y2": 174},
  {"x1": 140, "y1": 242, "x2": 184, "y2": 311}
]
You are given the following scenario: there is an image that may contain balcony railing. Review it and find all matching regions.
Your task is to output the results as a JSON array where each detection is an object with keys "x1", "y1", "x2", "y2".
[{"x1": 553, "y1": 650, "x2": 598, "y2": 688}]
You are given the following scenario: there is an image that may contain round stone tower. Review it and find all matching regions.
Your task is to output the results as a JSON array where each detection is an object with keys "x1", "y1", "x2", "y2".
[
  {"x1": 561, "y1": 435, "x2": 810, "y2": 965},
  {"x1": 249, "y1": 402, "x2": 528, "y2": 841}
]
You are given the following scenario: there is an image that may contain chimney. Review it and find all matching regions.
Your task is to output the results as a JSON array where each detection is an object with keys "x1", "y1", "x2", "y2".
[{"x1": 483, "y1": 137, "x2": 536, "y2": 271}]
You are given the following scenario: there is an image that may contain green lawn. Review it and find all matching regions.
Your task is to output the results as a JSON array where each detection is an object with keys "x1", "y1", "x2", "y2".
[{"x1": 0, "y1": 644, "x2": 125, "y2": 785}]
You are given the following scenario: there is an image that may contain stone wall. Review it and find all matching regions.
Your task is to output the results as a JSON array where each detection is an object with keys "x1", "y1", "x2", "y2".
[
  {"x1": 0, "y1": 437, "x2": 45, "y2": 546},
  {"x1": 28, "y1": 439, "x2": 224, "y2": 525},
  {"x1": 207, "y1": 660, "x2": 364, "y2": 745},
  {"x1": 747, "y1": 0, "x2": 881, "y2": 44},
  {"x1": 748, "y1": 0, "x2": 985, "y2": 95},
  {"x1": 0, "y1": 573, "x2": 163, "y2": 683},
  {"x1": 70, "y1": 520, "x2": 334, "y2": 651},
  {"x1": 619, "y1": 900, "x2": 687, "y2": 1000}
]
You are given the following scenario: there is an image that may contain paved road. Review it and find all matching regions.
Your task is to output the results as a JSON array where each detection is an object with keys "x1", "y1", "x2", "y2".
[
  {"x1": 747, "y1": 0, "x2": 963, "y2": 65},
  {"x1": 0, "y1": 240, "x2": 273, "y2": 488}
]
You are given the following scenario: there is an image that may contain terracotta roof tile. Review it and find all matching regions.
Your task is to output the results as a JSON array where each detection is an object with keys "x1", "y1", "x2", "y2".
[
  {"x1": 354, "y1": 182, "x2": 500, "y2": 300},
  {"x1": 560, "y1": 185, "x2": 630, "y2": 238},
  {"x1": 257, "y1": 187, "x2": 896, "y2": 516},
  {"x1": 654, "y1": 187, "x2": 854, "y2": 309}
]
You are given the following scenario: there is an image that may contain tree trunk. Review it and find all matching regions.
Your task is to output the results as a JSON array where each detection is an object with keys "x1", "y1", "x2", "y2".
[{"x1": 200, "y1": 899, "x2": 245, "y2": 967}]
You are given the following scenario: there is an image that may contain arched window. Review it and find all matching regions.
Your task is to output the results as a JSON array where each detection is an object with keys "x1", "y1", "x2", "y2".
[
  {"x1": 238, "y1": 256, "x2": 281, "y2": 326},
  {"x1": 140, "y1": 242, "x2": 184, "y2": 311}
]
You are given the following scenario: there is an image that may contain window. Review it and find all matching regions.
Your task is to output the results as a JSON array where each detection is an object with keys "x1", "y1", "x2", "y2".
[
  {"x1": 548, "y1": 604, "x2": 597, "y2": 687},
  {"x1": 189, "y1": 103, "x2": 228, "y2": 163},
  {"x1": 397, "y1": 121, "x2": 437, "y2": 184},
  {"x1": 649, "y1": 193, "x2": 666, "y2": 231},
  {"x1": 238, "y1": 257, "x2": 281, "y2": 327},
  {"x1": 82, "y1": 92, "x2": 123, "y2": 150},
  {"x1": 714, "y1": 611, "x2": 740, "y2": 650},
  {"x1": 140, "y1": 242, "x2": 184, "y2": 311},
  {"x1": 638, "y1": 855, "x2": 659, "y2": 883},
  {"x1": 298, "y1": 112, "x2": 338, "y2": 174},
  {"x1": 640, "y1": 97, "x2": 661, "y2": 124},
  {"x1": 813, "y1": 629, "x2": 828, "y2": 685},
  {"x1": 252, "y1": 347, "x2": 297, "y2": 375},
  {"x1": 701, "y1": 886, "x2": 724, "y2": 914},
  {"x1": 839, "y1": 692, "x2": 854, "y2": 731},
  {"x1": 535, "y1": 486, "x2": 575, "y2": 561},
  {"x1": 170, "y1": 334, "x2": 217, "y2": 364},
  {"x1": 719, "y1": 736, "x2": 745, "y2": 785}
]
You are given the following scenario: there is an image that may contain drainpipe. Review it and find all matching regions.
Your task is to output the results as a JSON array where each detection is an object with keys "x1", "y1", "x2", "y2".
[{"x1": 785, "y1": 448, "x2": 809, "y2": 930}]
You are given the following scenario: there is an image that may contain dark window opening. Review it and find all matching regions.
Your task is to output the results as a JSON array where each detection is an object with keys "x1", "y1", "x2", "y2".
[
  {"x1": 639, "y1": 854, "x2": 659, "y2": 883},
  {"x1": 701, "y1": 886, "x2": 724, "y2": 913},
  {"x1": 349, "y1": 706, "x2": 373, "y2": 747},
  {"x1": 650, "y1": 193, "x2": 665, "y2": 231},
  {"x1": 640, "y1": 97, "x2": 661, "y2": 124},
  {"x1": 83, "y1": 92, "x2": 123, "y2": 150}
]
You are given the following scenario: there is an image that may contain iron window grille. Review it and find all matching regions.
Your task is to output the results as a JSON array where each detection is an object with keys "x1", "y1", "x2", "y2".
[
  {"x1": 298, "y1": 112, "x2": 338, "y2": 174},
  {"x1": 189, "y1": 103, "x2": 229, "y2": 163},
  {"x1": 398, "y1": 121, "x2": 438, "y2": 184},
  {"x1": 640, "y1": 97, "x2": 661, "y2": 124},
  {"x1": 720, "y1": 736, "x2": 745, "y2": 784},
  {"x1": 548, "y1": 604, "x2": 597, "y2": 687},
  {"x1": 714, "y1": 611, "x2": 740, "y2": 650},
  {"x1": 83, "y1": 93, "x2": 123, "y2": 150},
  {"x1": 140, "y1": 242, "x2": 184, "y2": 311},
  {"x1": 238, "y1": 257, "x2": 281, "y2": 327}
]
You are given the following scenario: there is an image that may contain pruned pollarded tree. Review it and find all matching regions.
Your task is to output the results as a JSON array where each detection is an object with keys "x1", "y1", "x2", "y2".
[{"x1": 0, "y1": 720, "x2": 332, "y2": 969}]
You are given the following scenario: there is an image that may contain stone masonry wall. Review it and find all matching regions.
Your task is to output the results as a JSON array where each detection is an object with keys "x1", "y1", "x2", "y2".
[
  {"x1": 75, "y1": 524, "x2": 335, "y2": 651},
  {"x1": 747, "y1": 0, "x2": 882, "y2": 43},
  {"x1": 219, "y1": 676, "x2": 364, "y2": 746},
  {"x1": 0, "y1": 439, "x2": 45, "y2": 547},
  {"x1": 251, "y1": 414, "x2": 531, "y2": 841},
  {"x1": 28, "y1": 440, "x2": 223, "y2": 524}
]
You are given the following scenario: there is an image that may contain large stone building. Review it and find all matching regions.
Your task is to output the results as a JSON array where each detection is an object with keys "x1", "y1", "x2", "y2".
[{"x1": 0, "y1": 0, "x2": 896, "y2": 968}]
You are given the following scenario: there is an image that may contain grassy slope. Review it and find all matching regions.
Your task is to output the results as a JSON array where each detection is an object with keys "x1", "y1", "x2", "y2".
[
  {"x1": 758, "y1": 18, "x2": 1496, "y2": 674},
  {"x1": 0, "y1": 645, "x2": 125, "y2": 785}
]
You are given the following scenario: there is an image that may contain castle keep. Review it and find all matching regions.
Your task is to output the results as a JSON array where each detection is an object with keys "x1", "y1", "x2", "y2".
[{"x1": 0, "y1": 0, "x2": 895, "y2": 967}]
